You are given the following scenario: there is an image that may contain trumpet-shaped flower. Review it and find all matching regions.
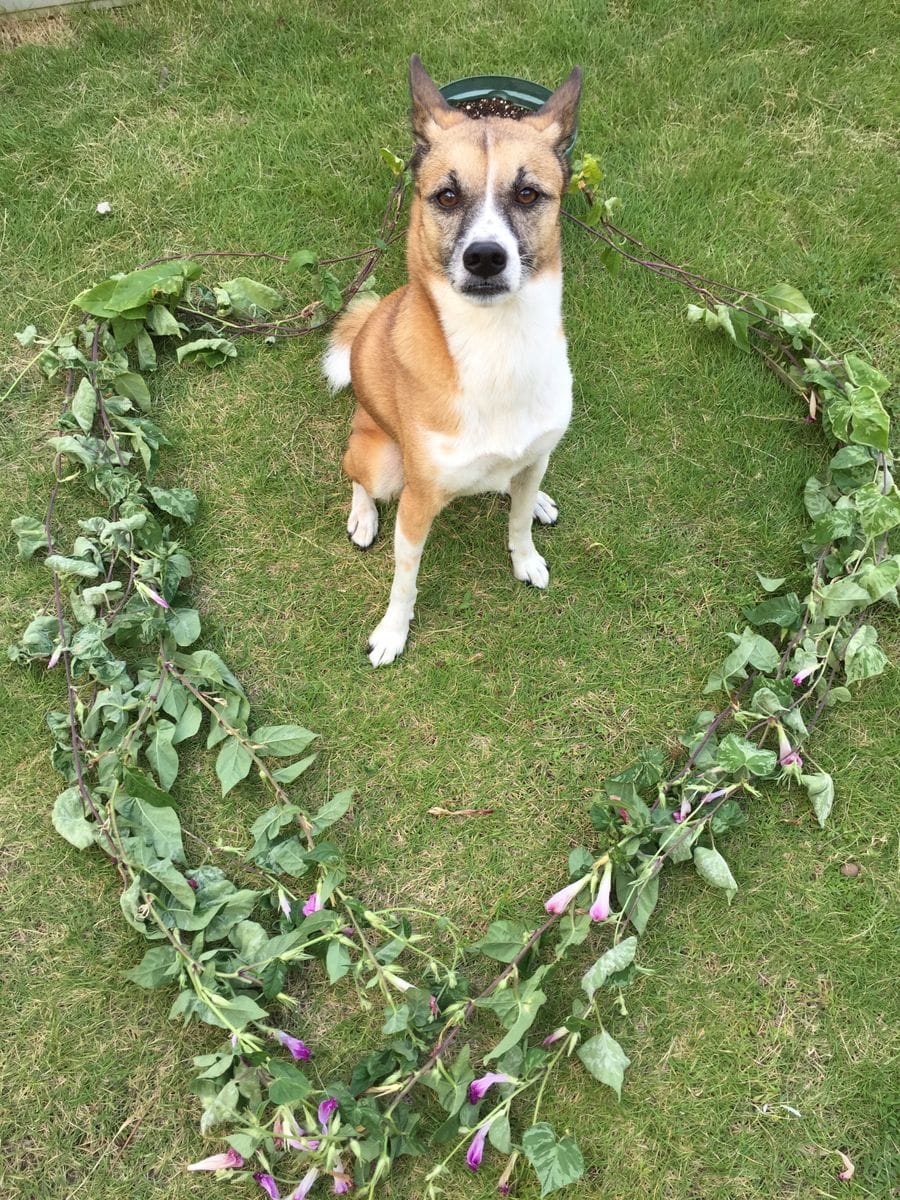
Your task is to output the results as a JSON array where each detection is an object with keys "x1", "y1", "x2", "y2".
[
  {"x1": 466, "y1": 1123, "x2": 490, "y2": 1172},
  {"x1": 468, "y1": 1072, "x2": 510, "y2": 1104},
  {"x1": 275, "y1": 1030, "x2": 311, "y2": 1061},
  {"x1": 544, "y1": 874, "x2": 590, "y2": 915},
  {"x1": 792, "y1": 663, "x2": 816, "y2": 686},
  {"x1": 253, "y1": 1174, "x2": 281, "y2": 1200},
  {"x1": 302, "y1": 892, "x2": 322, "y2": 916},
  {"x1": 318, "y1": 1096, "x2": 339, "y2": 1129},
  {"x1": 589, "y1": 863, "x2": 613, "y2": 923},
  {"x1": 289, "y1": 1168, "x2": 320, "y2": 1200},
  {"x1": 186, "y1": 1147, "x2": 243, "y2": 1171},
  {"x1": 332, "y1": 1157, "x2": 353, "y2": 1193}
]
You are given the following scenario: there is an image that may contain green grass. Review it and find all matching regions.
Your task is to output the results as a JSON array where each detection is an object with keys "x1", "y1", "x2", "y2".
[{"x1": 1, "y1": 1, "x2": 898, "y2": 1197}]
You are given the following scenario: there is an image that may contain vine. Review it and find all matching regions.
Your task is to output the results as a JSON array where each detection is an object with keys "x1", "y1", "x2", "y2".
[{"x1": 6, "y1": 154, "x2": 898, "y2": 1198}]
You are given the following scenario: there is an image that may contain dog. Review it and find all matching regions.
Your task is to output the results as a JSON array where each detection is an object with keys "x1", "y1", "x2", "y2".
[{"x1": 323, "y1": 55, "x2": 581, "y2": 666}]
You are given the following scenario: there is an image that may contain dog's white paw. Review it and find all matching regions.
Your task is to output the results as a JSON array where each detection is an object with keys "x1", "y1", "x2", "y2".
[
  {"x1": 511, "y1": 548, "x2": 550, "y2": 588},
  {"x1": 366, "y1": 618, "x2": 409, "y2": 667},
  {"x1": 347, "y1": 489, "x2": 378, "y2": 549},
  {"x1": 532, "y1": 490, "x2": 559, "y2": 526}
]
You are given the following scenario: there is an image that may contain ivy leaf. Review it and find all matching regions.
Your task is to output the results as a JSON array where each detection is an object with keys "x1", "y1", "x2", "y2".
[
  {"x1": 815, "y1": 577, "x2": 871, "y2": 619},
  {"x1": 52, "y1": 787, "x2": 95, "y2": 850},
  {"x1": 287, "y1": 249, "x2": 317, "y2": 271},
  {"x1": 148, "y1": 485, "x2": 199, "y2": 524},
  {"x1": 803, "y1": 477, "x2": 832, "y2": 520},
  {"x1": 125, "y1": 945, "x2": 177, "y2": 988},
  {"x1": 199, "y1": 1079, "x2": 240, "y2": 1134},
  {"x1": 828, "y1": 445, "x2": 874, "y2": 492},
  {"x1": 614, "y1": 868, "x2": 658, "y2": 935},
  {"x1": 488, "y1": 1110, "x2": 512, "y2": 1154},
  {"x1": 471, "y1": 919, "x2": 535, "y2": 963},
  {"x1": 116, "y1": 793, "x2": 185, "y2": 863},
  {"x1": 252, "y1": 724, "x2": 317, "y2": 757},
  {"x1": 215, "y1": 736, "x2": 253, "y2": 796},
  {"x1": 844, "y1": 624, "x2": 888, "y2": 685},
  {"x1": 11, "y1": 515, "x2": 49, "y2": 561},
  {"x1": 166, "y1": 607, "x2": 201, "y2": 647},
  {"x1": 71, "y1": 377, "x2": 97, "y2": 434},
  {"x1": 854, "y1": 482, "x2": 900, "y2": 539},
  {"x1": 800, "y1": 772, "x2": 834, "y2": 828},
  {"x1": 522, "y1": 1122, "x2": 585, "y2": 1197},
  {"x1": 847, "y1": 385, "x2": 890, "y2": 452},
  {"x1": 743, "y1": 592, "x2": 803, "y2": 629},
  {"x1": 693, "y1": 846, "x2": 738, "y2": 904},
  {"x1": 844, "y1": 353, "x2": 890, "y2": 396},
  {"x1": 858, "y1": 555, "x2": 900, "y2": 603},
  {"x1": 760, "y1": 283, "x2": 814, "y2": 329},
  {"x1": 114, "y1": 371, "x2": 152, "y2": 411},
  {"x1": 122, "y1": 767, "x2": 176, "y2": 808},
  {"x1": 756, "y1": 573, "x2": 786, "y2": 593},
  {"x1": 267, "y1": 1060, "x2": 312, "y2": 1105},
  {"x1": 577, "y1": 1031, "x2": 631, "y2": 1099},
  {"x1": 484, "y1": 982, "x2": 548, "y2": 1063},
  {"x1": 581, "y1": 936, "x2": 638, "y2": 1000},
  {"x1": 176, "y1": 338, "x2": 238, "y2": 367},
  {"x1": 326, "y1": 938, "x2": 352, "y2": 983},
  {"x1": 146, "y1": 303, "x2": 183, "y2": 337},
  {"x1": 44, "y1": 554, "x2": 102, "y2": 579},
  {"x1": 716, "y1": 733, "x2": 778, "y2": 778},
  {"x1": 218, "y1": 277, "x2": 284, "y2": 318},
  {"x1": 147, "y1": 721, "x2": 179, "y2": 791}
]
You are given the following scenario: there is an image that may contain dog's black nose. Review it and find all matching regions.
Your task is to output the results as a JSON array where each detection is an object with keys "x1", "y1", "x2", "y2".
[{"x1": 463, "y1": 241, "x2": 507, "y2": 278}]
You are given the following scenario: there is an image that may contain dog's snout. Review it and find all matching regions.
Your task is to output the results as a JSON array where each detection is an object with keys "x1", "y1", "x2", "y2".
[{"x1": 463, "y1": 241, "x2": 508, "y2": 279}]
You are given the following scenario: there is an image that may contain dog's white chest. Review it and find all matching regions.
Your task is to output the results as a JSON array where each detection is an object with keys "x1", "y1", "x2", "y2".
[{"x1": 425, "y1": 276, "x2": 572, "y2": 496}]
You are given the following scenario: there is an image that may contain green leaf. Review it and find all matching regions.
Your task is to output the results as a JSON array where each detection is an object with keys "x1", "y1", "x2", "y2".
[
  {"x1": 318, "y1": 269, "x2": 344, "y2": 311},
  {"x1": 71, "y1": 377, "x2": 97, "y2": 433},
  {"x1": 744, "y1": 593, "x2": 803, "y2": 630},
  {"x1": 326, "y1": 938, "x2": 352, "y2": 983},
  {"x1": 147, "y1": 721, "x2": 179, "y2": 791},
  {"x1": 11, "y1": 515, "x2": 49, "y2": 561},
  {"x1": 581, "y1": 937, "x2": 638, "y2": 1000},
  {"x1": 379, "y1": 147, "x2": 405, "y2": 176},
  {"x1": 122, "y1": 767, "x2": 176, "y2": 809},
  {"x1": 271, "y1": 754, "x2": 317, "y2": 784},
  {"x1": 471, "y1": 919, "x2": 535, "y2": 964},
  {"x1": 15, "y1": 324, "x2": 38, "y2": 346},
  {"x1": 847, "y1": 385, "x2": 890, "y2": 452},
  {"x1": 218, "y1": 276, "x2": 284, "y2": 317},
  {"x1": 116, "y1": 793, "x2": 185, "y2": 863},
  {"x1": 215, "y1": 736, "x2": 253, "y2": 796},
  {"x1": 756, "y1": 573, "x2": 786, "y2": 593},
  {"x1": 693, "y1": 846, "x2": 738, "y2": 903},
  {"x1": 857, "y1": 555, "x2": 900, "y2": 603},
  {"x1": 287, "y1": 249, "x2": 317, "y2": 271},
  {"x1": 488, "y1": 1110, "x2": 512, "y2": 1154},
  {"x1": 146, "y1": 304, "x2": 183, "y2": 337},
  {"x1": 803, "y1": 477, "x2": 832, "y2": 521},
  {"x1": 577, "y1": 1031, "x2": 631, "y2": 1099},
  {"x1": 522, "y1": 1122, "x2": 585, "y2": 1197},
  {"x1": 113, "y1": 371, "x2": 152, "y2": 411},
  {"x1": 484, "y1": 983, "x2": 548, "y2": 1062},
  {"x1": 844, "y1": 354, "x2": 890, "y2": 397},
  {"x1": 252, "y1": 724, "x2": 317, "y2": 757},
  {"x1": 844, "y1": 624, "x2": 888, "y2": 685},
  {"x1": 800, "y1": 772, "x2": 834, "y2": 828},
  {"x1": 267, "y1": 1060, "x2": 312, "y2": 1105},
  {"x1": 176, "y1": 338, "x2": 238, "y2": 367},
  {"x1": 52, "y1": 788, "x2": 95, "y2": 849},
  {"x1": 135, "y1": 328, "x2": 157, "y2": 371},
  {"x1": 854, "y1": 482, "x2": 900, "y2": 539},
  {"x1": 166, "y1": 607, "x2": 201, "y2": 647},
  {"x1": 148, "y1": 485, "x2": 199, "y2": 524},
  {"x1": 760, "y1": 283, "x2": 814, "y2": 329},
  {"x1": 815, "y1": 577, "x2": 871, "y2": 619},
  {"x1": 125, "y1": 945, "x2": 177, "y2": 988},
  {"x1": 44, "y1": 554, "x2": 102, "y2": 579},
  {"x1": 828, "y1": 445, "x2": 874, "y2": 492},
  {"x1": 716, "y1": 733, "x2": 777, "y2": 778},
  {"x1": 614, "y1": 869, "x2": 659, "y2": 934},
  {"x1": 200, "y1": 1079, "x2": 240, "y2": 1134},
  {"x1": 309, "y1": 789, "x2": 352, "y2": 836}
]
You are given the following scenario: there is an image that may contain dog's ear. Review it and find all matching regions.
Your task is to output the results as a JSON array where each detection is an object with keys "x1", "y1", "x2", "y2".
[
  {"x1": 524, "y1": 66, "x2": 582, "y2": 158},
  {"x1": 409, "y1": 54, "x2": 465, "y2": 147}
]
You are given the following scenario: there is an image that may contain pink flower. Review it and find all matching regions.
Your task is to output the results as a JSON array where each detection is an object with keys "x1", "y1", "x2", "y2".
[
  {"x1": 318, "y1": 1096, "x2": 338, "y2": 1130},
  {"x1": 274, "y1": 1114, "x2": 314, "y2": 1151},
  {"x1": 777, "y1": 728, "x2": 803, "y2": 771},
  {"x1": 276, "y1": 1030, "x2": 311, "y2": 1061},
  {"x1": 542, "y1": 1027, "x2": 567, "y2": 1046},
  {"x1": 544, "y1": 874, "x2": 590, "y2": 915},
  {"x1": 254, "y1": 1174, "x2": 281, "y2": 1200},
  {"x1": 672, "y1": 811, "x2": 684, "y2": 823},
  {"x1": 617, "y1": 807, "x2": 630, "y2": 823},
  {"x1": 836, "y1": 1151, "x2": 854, "y2": 1182},
  {"x1": 279, "y1": 892, "x2": 292, "y2": 918},
  {"x1": 332, "y1": 1157, "x2": 353, "y2": 1193},
  {"x1": 144, "y1": 585, "x2": 169, "y2": 609},
  {"x1": 792, "y1": 663, "x2": 816, "y2": 686},
  {"x1": 289, "y1": 1168, "x2": 320, "y2": 1199},
  {"x1": 589, "y1": 864, "x2": 613, "y2": 923},
  {"x1": 302, "y1": 892, "x2": 322, "y2": 916},
  {"x1": 468, "y1": 1072, "x2": 510, "y2": 1104},
  {"x1": 466, "y1": 1123, "x2": 490, "y2": 1172},
  {"x1": 186, "y1": 1147, "x2": 244, "y2": 1171},
  {"x1": 429, "y1": 995, "x2": 440, "y2": 1019},
  {"x1": 496, "y1": 1150, "x2": 519, "y2": 1195},
  {"x1": 47, "y1": 645, "x2": 62, "y2": 669}
]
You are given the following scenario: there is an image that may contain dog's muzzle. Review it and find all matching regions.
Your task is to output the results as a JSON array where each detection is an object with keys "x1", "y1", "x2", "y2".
[{"x1": 462, "y1": 241, "x2": 508, "y2": 279}]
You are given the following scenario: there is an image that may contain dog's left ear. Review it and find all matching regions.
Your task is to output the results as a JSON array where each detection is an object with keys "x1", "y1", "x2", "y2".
[
  {"x1": 409, "y1": 54, "x2": 465, "y2": 147},
  {"x1": 524, "y1": 66, "x2": 582, "y2": 157}
]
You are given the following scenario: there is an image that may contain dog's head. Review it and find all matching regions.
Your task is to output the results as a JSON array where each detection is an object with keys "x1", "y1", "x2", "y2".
[{"x1": 407, "y1": 56, "x2": 581, "y2": 303}]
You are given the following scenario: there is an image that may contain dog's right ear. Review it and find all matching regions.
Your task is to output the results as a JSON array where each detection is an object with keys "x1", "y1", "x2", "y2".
[{"x1": 409, "y1": 55, "x2": 465, "y2": 147}]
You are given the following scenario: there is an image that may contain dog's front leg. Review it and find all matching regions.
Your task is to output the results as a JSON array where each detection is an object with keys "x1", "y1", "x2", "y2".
[
  {"x1": 367, "y1": 487, "x2": 441, "y2": 667},
  {"x1": 508, "y1": 455, "x2": 551, "y2": 588}
]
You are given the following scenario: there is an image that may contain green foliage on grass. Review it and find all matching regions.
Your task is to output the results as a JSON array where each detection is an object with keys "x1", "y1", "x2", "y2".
[{"x1": 1, "y1": 1, "x2": 898, "y2": 1197}]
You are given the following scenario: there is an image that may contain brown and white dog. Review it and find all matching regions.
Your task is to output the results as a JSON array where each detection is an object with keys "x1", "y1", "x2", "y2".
[{"x1": 323, "y1": 56, "x2": 581, "y2": 666}]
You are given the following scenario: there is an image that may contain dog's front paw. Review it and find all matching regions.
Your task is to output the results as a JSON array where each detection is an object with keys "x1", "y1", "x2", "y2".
[
  {"x1": 348, "y1": 505, "x2": 378, "y2": 550},
  {"x1": 532, "y1": 490, "x2": 559, "y2": 526},
  {"x1": 511, "y1": 548, "x2": 550, "y2": 589},
  {"x1": 366, "y1": 618, "x2": 410, "y2": 667}
]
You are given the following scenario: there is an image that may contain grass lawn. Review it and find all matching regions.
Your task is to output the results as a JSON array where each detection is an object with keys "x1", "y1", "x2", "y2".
[{"x1": 1, "y1": 1, "x2": 898, "y2": 1198}]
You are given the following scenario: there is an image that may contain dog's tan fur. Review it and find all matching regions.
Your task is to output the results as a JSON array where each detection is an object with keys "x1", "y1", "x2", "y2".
[{"x1": 326, "y1": 57, "x2": 581, "y2": 664}]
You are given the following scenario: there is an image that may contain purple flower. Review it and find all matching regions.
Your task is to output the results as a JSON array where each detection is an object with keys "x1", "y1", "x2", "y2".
[
  {"x1": 777, "y1": 727, "x2": 803, "y2": 771},
  {"x1": 589, "y1": 864, "x2": 613, "y2": 923},
  {"x1": 47, "y1": 645, "x2": 62, "y2": 669},
  {"x1": 429, "y1": 995, "x2": 440, "y2": 1019},
  {"x1": 279, "y1": 892, "x2": 292, "y2": 918},
  {"x1": 496, "y1": 1149, "x2": 519, "y2": 1195},
  {"x1": 468, "y1": 1072, "x2": 510, "y2": 1104},
  {"x1": 144, "y1": 585, "x2": 170, "y2": 609},
  {"x1": 276, "y1": 1030, "x2": 312, "y2": 1061},
  {"x1": 466, "y1": 1123, "x2": 490, "y2": 1172},
  {"x1": 289, "y1": 1168, "x2": 320, "y2": 1199},
  {"x1": 187, "y1": 1147, "x2": 244, "y2": 1171},
  {"x1": 542, "y1": 1027, "x2": 567, "y2": 1046},
  {"x1": 672, "y1": 811, "x2": 684, "y2": 823},
  {"x1": 702, "y1": 788, "x2": 728, "y2": 805},
  {"x1": 253, "y1": 1174, "x2": 281, "y2": 1200},
  {"x1": 544, "y1": 874, "x2": 590, "y2": 915},
  {"x1": 792, "y1": 663, "x2": 816, "y2": 686},
  {"x1": 318, "y1": 1096, "x2": 339, "y2": 1130},
  {"x1": 302, "y1": 892, "x2": 322, "y2": 916},
  {"x1": 332, "y1": 1157, "x2": 353, "y2": 1194}
]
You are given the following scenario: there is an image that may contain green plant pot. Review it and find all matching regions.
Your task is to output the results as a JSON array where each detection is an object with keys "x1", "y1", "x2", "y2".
[{"x1": 439, "y1": 74, "x2": 577, "y2": 156}]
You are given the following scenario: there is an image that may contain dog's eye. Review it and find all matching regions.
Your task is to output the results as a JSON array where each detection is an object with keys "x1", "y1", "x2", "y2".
[
  {"x1": 436, "y1": 188, "x2": 460, "y2": 209},
  {"x1": 515, "y1": 186, "x2": 539, "y2": 206}
]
